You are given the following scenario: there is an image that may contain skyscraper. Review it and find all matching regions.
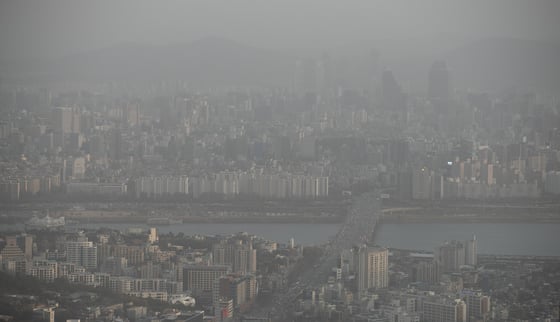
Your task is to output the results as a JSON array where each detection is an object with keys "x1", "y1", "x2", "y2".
[
  {"x1": 108, "y1": 128, "x2": 123, "y2": 160},
  {"x1": 51, "y1": 107, "x2": 80, "y2": 134},
  {"x1": 66, "y1": 235, "x2": 97, "y2": 271},
  {"x1": 423, "y1": 298, "x2": 467, "y2": 322},
  {"x1": 51, "y1": 107, "x2": 72, "y2": 134},
  {"x1": 381, "y1": 70, "x2": 406, "y2": 115},
  {"x1": 356, "y1": 245, "x2": 389, "y2": 295},
  {"x1": 148, "y1": 227, "x2": 158, "y2": 244},
  {"x1": 428, "y1": 60, "x2": 451, "y2": 114},
  {"x1": 213, "y1": 274, "x2": 257, "y2": 312},
  {"x1": 183, "y1": 265, "x2": 230, "y2": 297},
  {"x1": 212, "y1": 240, "x2": 256, "y2": 274},
  {"x1": 464, "y1": 235, "x2": 477, "y2": 266},
  {"x1": 435, "y1": 241, "x2": 465, "y2": 273},
  {"x1": 462, "y1": 290, "x2": 491, "y2": 322},
  {"x1": 17, "y1": 234, "x2": 33, "y2": 260},
  {"x1": 412, "y1": 167, "x2": 434, "y2": 200},
  {"x1": 0, "y1": 236, "x2": 26, "y2": 261},
  {"x1": 0, "y1": 234, "x2": 35, "y2": 260}
]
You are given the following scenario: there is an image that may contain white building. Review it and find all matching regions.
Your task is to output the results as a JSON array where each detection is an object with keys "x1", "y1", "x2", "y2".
[
  {"x1": 357, "y1": 246, "x2": 389, "y2": 295},
  {"x1": 66, "y1": 237, "x2": 97, "y2": 270},
  {"x1": 423, "y1": 298, "x2": 467, "y2": 322}
]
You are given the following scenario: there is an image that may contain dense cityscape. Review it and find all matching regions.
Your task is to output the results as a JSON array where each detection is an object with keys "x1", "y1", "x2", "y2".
[{"x1": 1, "y1": 1, "x2": 560, "y2": 322}]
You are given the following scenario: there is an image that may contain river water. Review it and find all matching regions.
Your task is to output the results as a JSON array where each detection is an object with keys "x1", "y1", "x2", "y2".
[
  {"x1": 76, "y1": 222, "x2": 560, "y2": 256},
  {"x1": 74, "y1": 222, "x2": 340, "y2": 246},
  {"x1": 374, "y1": 223, "x2": 560, "y2": 256},
  {"x1": 2, "y1": 222, "x2": 559, "y2": 256}
]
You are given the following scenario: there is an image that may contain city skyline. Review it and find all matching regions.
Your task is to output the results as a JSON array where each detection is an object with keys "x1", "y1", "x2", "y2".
[
  {"x1": 1, "y1": 2, "x2": 559, "y2": 321},
  {"x1": 1, "y1": 0, "x2": 560, "y2": 60}
]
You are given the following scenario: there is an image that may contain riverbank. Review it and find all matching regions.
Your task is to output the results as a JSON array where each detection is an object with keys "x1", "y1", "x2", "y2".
[
  {"x1": 374, "y1": 222, "x2": 560, "y2": 256},
  {"x1": 380, "y1": 212, "x2": 560, "y2": 224},
  {"x1": 380, "y1": 204, "x2": 560, "y2": 223},
  {"x1": 65, "y1": 214, "x2": 343, "y2": 224},
  {"x1": 0, "y1": 200, "x2": 348, "y2": 224},
  {"x1": 3, "y1": 209, "x2": 558, "y2": 225},
  {"x1": 2, "y1": 199, "x2": 560, "y2": 225}
]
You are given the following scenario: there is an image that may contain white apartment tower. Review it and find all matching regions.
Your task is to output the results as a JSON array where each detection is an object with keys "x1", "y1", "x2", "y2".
[
  {"x1": 357, "y1": 246, "x2": 389, "y2": 295},
  {"x1": 66, "y1": 235, "x2": 97, "y2": 270}
]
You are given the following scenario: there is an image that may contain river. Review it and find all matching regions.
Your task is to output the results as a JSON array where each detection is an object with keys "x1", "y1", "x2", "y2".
[
  {"x1": 70, "y1": 222, "x2": 560, "y2": 256},
  {"x1": 74, "y1": 222, "x2": 340, "y2": 246},
  {"x1": 374, "y1": 222, "x2": 560, "y2": 256},
  {"x1": 2, "y1": 221, "x2": 559, "y2": 256}
]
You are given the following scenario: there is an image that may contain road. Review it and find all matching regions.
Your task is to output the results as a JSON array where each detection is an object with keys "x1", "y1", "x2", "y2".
[
  {"x1": 299, "y1": 192, "x2": 381, "y2": 286},
  {"x1": 265, "y1": 192, "x2": 381, "y2": 321}
]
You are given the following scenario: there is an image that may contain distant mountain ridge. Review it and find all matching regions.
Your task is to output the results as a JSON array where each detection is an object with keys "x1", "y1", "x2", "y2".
[
  {"x1": 1, "y1": 36, "x2": 559, "y2": 95},
  {"x1": 49, "y1": 36, "x2": 293, "y2": 88},
  {"x1": 444, "y1": 37, "x2": 560, "y2": 95}
]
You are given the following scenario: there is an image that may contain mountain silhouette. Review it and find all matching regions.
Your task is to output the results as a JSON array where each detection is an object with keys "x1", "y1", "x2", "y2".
[
  {"x1": 1, "y1": 36, "x2": 559, "y2": 95},
  {"x1": 41, "y1": 37, "x2": 294, "y2": 88},
  {"x1": 444, "y1": 37, "x2": 560, "y2": 95}
]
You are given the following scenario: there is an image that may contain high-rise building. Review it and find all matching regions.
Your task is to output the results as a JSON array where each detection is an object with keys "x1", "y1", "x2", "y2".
[
  {"x1": 148, "y1": 227, "x2": 158, "y2": 244},
  {"x1": 340, "y1": 249, "x2": 356, "y2": 275},
  {"x1": 66, "y1": 237, "x2": 98, "y2": 271},
  {"x1": 435, "y1": 241, "x2": 465, "y2": 273},
  {"x1": 412, "y1": 167, "x2": 435, "y2": 200},
  {"x1": 135, "y1": 175, "x2": 190, "y2": 199},
  {"x1": 139, "y1": 261, "x2": 161, "y2": 279},
  {"x1": 0, "y1": 236, "x2": 26, "y2": 261},
  {"x1": 3, "y1": 258, "x2": 29, "y2": 275},
  {"x1": 51, "y1": 107, "x2": 80, "y2": 134},
  {"x1": 234, "y1": 247, "x2": 256, "y2": 274},
  {"x1": 412, "y1": 260, "x2": 440, "y2": 284},
  {"x1": 428, "y1": 61, "x2": 450, "y2": 100},
  {"x1": 397, "y1": 170, "x2": 413, "y2": 200},
  {"x1": 183, "y1": 265, "x2": 230, "y2": 297},
  {"x1": 356, "y1": 246, "x2": 389, "y2": 294},
  {"x1": 215, "y1": 298, "x2": 234, "y2": 322},
  {"x1": 428, "y1": 60, "x2": 450, "y2": 111},
  {"x1": 108, "y1": 128, "x2": 123, "y2": 160},
  {"x1": 213, "y1": 274, "x2": 257, "y2": 312},
  {"x1": 111, "y1": 245, "x2": 145, "y2": 265},
  {"x1": 29, "y1": 260, "x2": 58, "y2": 282},
  {"x1": 51, "y1": 107, "x2": 72, "y2": 134},
  {"x1": 0, "y1": 234, "x2": 33, "y2": 261},
  {"x1": 100, "y1": 256, "x2": 128, "y2": 276},
  {"x1": 480, "y1": 163, "x2": 494, "y2": 185},
  {"x1": 423, "y1": 298, "x2": 467, "y2": 322},
  {"x1": 385, "y1": 139, "x2": 410, "y2": 169},
  {"x1": 462, "y1": 290, "x2": 491, "y2": 322},
  {"x1": 464, "y1": 236, "x2": 477, "y2": 267},
  {"x1": 89, "y1": 134, "x2": 106, "y2": 161},
  {"x1": 69, "y1": 157, "x2": 86, "y2": 179},
  {"x1": 381, "y1": 70, "x2": 407, "y2": 116},
  {"x1": 545, "y1": 171, "x2": 560, "y2": 194},
  {"x1": 212, "y1": 241, "x2": 256, "y2": 274}
]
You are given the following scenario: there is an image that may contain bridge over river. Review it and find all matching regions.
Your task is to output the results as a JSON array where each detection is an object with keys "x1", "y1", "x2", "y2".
[{"x1": 264, "y1": 192, "x2": 382, "y2": 321}]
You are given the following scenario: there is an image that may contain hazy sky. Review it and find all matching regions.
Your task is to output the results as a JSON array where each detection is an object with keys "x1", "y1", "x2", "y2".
[{"x1": 1, "y1": 0, "x2": 559, "y2": 60}]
